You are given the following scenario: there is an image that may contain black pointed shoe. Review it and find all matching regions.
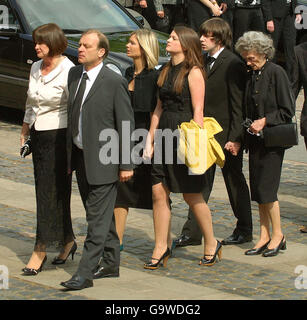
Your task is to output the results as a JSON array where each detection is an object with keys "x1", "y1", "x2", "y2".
[
  {"x1": 221, "y1": 233, "x2": 253, "y2": 245},
  {"x1": 245, "y1": 240, "x2": 270, "y2": 256},
  {"x1": 60, "y1": 274, "x2": 93, "y2": 290},
  {"x1": 22, "y1": 256, "x2": 47, "y2": 276},
  {"x1": 52, "y1": 241, "x2": 77, "y2": 265},
  {"x1": 93, "y1": 266, "x2": 119, "y2": 279},
  {"x1": 262, "y1": 236, "x2": 286, "y2": 257},
  {"x1": 172, "y1": 235, "x2": 202, "y2": 248}
]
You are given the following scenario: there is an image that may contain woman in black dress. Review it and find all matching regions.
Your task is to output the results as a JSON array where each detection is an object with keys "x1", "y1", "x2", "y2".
[
  {"x1": 143, "y1": 26, "x2": 222, "y2": 269},
  {"x1": 114, "y1": 29, "x2": 160, "y2": 250},
  {"x1": 20, "y1": 24, "x2": 76, "y2": 275},
  {"x1": 235, "y1": 31, "x2": 295, "y2": 257}
]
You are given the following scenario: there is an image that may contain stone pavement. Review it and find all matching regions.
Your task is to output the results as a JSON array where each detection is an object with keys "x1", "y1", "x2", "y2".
[{"x1": 0, "y1": 99, "x2": 307, "y2": 301}]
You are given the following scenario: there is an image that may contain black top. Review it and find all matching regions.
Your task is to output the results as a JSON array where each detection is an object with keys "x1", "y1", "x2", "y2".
[{"x1": 125, "y1": 66, "x2": 159, "y2": 113}]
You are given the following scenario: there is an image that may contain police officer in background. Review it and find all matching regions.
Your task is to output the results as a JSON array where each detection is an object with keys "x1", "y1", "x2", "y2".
[{"x1": 233, "y1": 0, "x2": 265, "y2": 45}]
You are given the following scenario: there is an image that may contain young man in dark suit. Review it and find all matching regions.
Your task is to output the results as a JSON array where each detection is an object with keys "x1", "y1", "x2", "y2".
[
  {"x1": 61, "y1": 30, "x2": 134, "y2": 290},
  {"x1": 173, "y1": 18, "x2": 253, "y2": 248},
  {"x1": 292, "y1": 41, "x2": 307, "y2": 233}
]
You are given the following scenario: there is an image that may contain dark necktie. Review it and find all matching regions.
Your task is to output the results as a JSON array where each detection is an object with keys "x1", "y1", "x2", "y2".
[
  {"x1": 71, "y1": 72, "x2": 88, "y2": 137},
  {"x1": 206, "y1": 56, "x2": 216, "y2": 73}
]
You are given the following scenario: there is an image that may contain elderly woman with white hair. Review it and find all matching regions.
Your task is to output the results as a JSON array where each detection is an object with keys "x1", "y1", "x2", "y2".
[{"x1": 235, "y1": 31, "x2": 295, "y2": 257}]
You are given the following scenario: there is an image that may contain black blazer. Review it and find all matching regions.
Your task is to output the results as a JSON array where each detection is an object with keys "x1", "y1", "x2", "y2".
[
  {"x1": 67, "y1": 64, "x2": 135, "y2": 185},
  {"x1": 244, "y1": 61, "x2": 295, "y2": 126},
  {"x1": 262, "y1": 0, "x2": 297, "y2": 21},
  {"x1": 293, "y1": 42, "x2": 307, "y2": 137},
  {"x1": 204, "y1": 48, "x2": 247, "y2": 146},
  {"x1": 125, "y1": 66, "x2": 159, "y2": 113}
]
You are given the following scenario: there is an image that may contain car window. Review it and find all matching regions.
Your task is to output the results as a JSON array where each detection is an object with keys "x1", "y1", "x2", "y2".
[
  {"x1": 16, "y1": 0, "x2": 139, "y2": 33},
  {"x1": 0, "y1": 0, "x2": 20, "y2": 30}
]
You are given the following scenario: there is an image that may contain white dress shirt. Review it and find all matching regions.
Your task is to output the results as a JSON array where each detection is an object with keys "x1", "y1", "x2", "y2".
[
  {"x1": 208, "y1": 47, "x2": 225, "y2": 69},
  {"x1": 73, "y1": 62, "x2": 104, "y2": 149},
  {"x1": 24, "y1": 57, "x2": 75, "y2": 130}
]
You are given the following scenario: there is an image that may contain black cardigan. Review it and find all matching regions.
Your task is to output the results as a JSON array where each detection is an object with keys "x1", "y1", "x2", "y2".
[
  {"x1": 125, "y1": 66, "x2": 159, "y2": 113},
  {"x1": 244, "y1": 61, "x2": 295, "y2": 126}
]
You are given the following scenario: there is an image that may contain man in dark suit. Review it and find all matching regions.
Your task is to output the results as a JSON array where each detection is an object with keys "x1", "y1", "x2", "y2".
[
  {"x1": 262, "y1": 0, "x2": 298, "y2": 82},
  {"x1": 60, "y1": 30, "x2": 134, "y2": 290},
  {"x1": 173, "y1": 18, "x2": 253, "y2": 248},
  {"x1": 292, "y1": 41, "x2": 307, "y2": 233}
]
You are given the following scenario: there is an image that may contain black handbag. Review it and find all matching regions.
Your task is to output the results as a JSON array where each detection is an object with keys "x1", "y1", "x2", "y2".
[{"x1": 263, "y1": 118, "x2": 298, "y2": 148}]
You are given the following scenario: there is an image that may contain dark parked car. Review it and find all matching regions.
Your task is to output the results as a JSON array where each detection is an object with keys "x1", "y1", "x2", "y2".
[{"x1": 0, "y1": 0, "x2": 168, "y2": 110}]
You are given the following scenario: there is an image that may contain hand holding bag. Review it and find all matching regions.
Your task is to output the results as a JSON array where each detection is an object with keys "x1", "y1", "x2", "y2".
[{"x1": 177, "y1": 117, "x2": 225, "y2": 175}]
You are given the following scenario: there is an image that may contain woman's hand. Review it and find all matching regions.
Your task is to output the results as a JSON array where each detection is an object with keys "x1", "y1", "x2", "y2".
[
  {"x1": 211, "y1": 4, "x2": 222, "y2": 16},
  {"x1": 249, "y1": 117, "x2": 266, "y2": 134},
  {"x1": 119, "y1": 170, "x2": 134, "y2": 182},
  {"x1": 143, "y1": 132, "x2": 154, "y2": 160},
  {"x1": 20, "y1": 122, "x2": 30, "y2": 146},
  {"x1": 224, "y1": 141, "x2": 241, "y2": 156}
]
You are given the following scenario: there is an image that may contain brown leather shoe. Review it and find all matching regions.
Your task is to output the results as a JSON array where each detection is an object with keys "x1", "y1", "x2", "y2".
[{"x1": 300, "y1": 226, "x2": 307, "y2": 233}]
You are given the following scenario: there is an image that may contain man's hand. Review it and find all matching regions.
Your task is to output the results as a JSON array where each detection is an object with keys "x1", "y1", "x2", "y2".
[
  {"x1": 266, "y1": 20, "x2": 274, "y2": 33},
  {"x1": 219, "y1": 3, "x2": 227, "y2": 14},
  {"x1": 224, "y1": 141, "x2": 241, "y2": 156},
  {"x1": 157, "y1": 10, "x2": 164, "y2": 18},
  {"x1": 119, "y1": 170, "x2": 134, "y2": 182},
  {"x1": 139, "y1": 0, "x2": 147, "y2": 8}
]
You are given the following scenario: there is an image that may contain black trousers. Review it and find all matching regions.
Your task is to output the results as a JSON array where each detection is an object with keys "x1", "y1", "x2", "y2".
[
  {"x1": 74, "y1": 148, "x2": 120, "y2": 280},
  {"x1": 270, "y1": 13, "x2": 296, "y2": 83},
  {"x1": 233, "y1": 7, "x2": 265, "y2": 45},
  {"x1": 181, "y1": 149, "x2": 253, "y2": 241}
]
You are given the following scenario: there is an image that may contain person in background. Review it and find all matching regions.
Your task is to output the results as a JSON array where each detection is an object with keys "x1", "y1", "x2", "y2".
[
  {"x1": 154, "y1": 0, "x2": 186, "y2": 33},
  {"x1": 173, "y1": 18, "x2": 252, "y2": 249},
  {"x1": 292, "y1": 41, "x2": 307, "y2": 233},
  {"x1": 144, "y1": 26, "x2": 222, "y2": 270},
  {"x1": 232, "y1": 0, "x2": 265, "y2": 45},
  {"x1": 114, "y1": 29, "x2": 160, "y2": 251},
  {"x1": 236, "y1": 31, "x2": 295, "y2": 257},
  {"x1": 262, "y1": 0, "x2": 298, "y2": 82},
  {"x1": 21, "y1": 23, "x2": 75, "y2": 275}
]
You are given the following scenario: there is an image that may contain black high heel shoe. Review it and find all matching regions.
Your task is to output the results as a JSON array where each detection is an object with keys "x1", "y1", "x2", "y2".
[
  {"x1": 52, "y1": 241, "x2": 77, "y2": 265},
  {"x1": 262, "y1": 236, "x2": 286, "y2": 257},
  {"x1": 199, "y1": 240, "x2": 222, "y2": 266},
  {"x1": 245, "y1": 240, "x2": 270, "y2": 256},
  {"x1": 22, "y1": 256, "x2": 47, "y2": 276},
  {"x1": 144, "y1": 248, "x2": 171, "y2": 270}
]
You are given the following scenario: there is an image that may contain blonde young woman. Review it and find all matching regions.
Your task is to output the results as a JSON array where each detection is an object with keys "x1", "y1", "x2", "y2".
[
  {"x1": 114, "y1": 29, "x2": 160, "y2": 251},
  {"x1": 143, "y1": 26, "x2": 222, "y2": 269}
]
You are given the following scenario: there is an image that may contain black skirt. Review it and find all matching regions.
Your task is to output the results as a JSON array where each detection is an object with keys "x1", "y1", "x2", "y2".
[
  {"x1": 248, "y1": 136, "x2": 285, "y2": 204},
  {"x1": 31, "y1": 127, "x2": 74, "y2": 251},
  {"x1": 115, "y1": 112, "x2": 153, "y2": 209}
]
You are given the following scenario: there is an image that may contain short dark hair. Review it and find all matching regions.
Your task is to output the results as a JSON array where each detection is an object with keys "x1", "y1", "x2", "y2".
[
  {"x1": 82, "y1": 29, "x2": 109, "y2": 59},
  {"x1": 199, "y1": 18, "x2": 232, "y2": 49},
  {"x1": 32, "y1": 23, "x2": 67, "y2": 56}
]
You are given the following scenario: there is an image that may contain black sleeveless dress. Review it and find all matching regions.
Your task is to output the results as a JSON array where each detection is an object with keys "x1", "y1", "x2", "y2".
[{"x1": 151, "y1": 63, "x2": 207, "y2": 193}]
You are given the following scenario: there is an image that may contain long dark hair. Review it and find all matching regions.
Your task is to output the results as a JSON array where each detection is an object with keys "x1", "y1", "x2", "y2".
[{"x1": 157, "y1": 26, "x2": 205, "y2": 94}]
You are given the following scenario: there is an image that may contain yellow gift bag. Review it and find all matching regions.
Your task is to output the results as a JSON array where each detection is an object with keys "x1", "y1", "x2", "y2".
[{"x1": 177, "y1": 117, "x2": 225, "y2": 175}]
